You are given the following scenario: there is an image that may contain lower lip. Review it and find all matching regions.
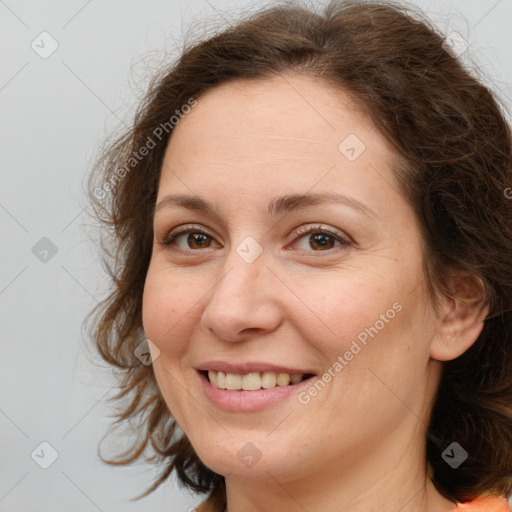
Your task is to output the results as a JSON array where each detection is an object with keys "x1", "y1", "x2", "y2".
[{"x1": 198, "y1": 371, "x2": 314, "y2": 412}]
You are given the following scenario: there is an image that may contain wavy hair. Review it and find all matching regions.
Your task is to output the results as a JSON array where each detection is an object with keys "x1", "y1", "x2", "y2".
[{"x1": 86, "y1": 1, "x2": 512, "y2": 509}]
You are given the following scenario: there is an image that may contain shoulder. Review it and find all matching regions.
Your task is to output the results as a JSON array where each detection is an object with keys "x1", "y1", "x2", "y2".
[{"x1": 453, "y1": 496, "x2": 511, "y2": 512}]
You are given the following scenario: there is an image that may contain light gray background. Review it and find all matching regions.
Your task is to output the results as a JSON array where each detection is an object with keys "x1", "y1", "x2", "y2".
[{"x1": 1, "y1": 0, "x2": 511, "y2": 511}]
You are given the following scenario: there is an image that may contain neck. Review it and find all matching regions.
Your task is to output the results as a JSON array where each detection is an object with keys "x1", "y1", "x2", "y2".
[
  {"x1": 224, "y1": 469, "x2": 455, "y2": 512},
  {"x1": 223, "y1": 423, "x2": 457, "y2": 512}
]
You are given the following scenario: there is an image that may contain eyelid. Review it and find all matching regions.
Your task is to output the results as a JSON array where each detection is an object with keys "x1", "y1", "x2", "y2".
[
  {"x1": 158, "y1": 222, "x2": 351, "y2": 253},
  {"x1": 159, "y1": 223, "x2": 219, "y2": 249},
  {"x1": 287, "y1": 223, "x2": 352, "y2": 252},
  {"x1": 291, "y1": 223, "x2": 349, "y2": 242}
]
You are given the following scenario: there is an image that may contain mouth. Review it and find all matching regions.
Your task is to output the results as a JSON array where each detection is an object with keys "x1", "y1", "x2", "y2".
[{"x1": 200, "y1": 370, "x2": 316, "y2": 391}]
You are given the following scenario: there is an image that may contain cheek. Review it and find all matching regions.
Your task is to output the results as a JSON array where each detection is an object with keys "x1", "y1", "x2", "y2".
[
  {"x1": 141, "y1": 266, "x2": 199, "y2": 358},
  {"x1": 141, "y1": 267, "x2": 202, "y2": 426},
  {"x1": 289, "y1": 270, "x2": 403, "y2": 355},
  {"x1": 290, "y1": 267, "x2": 431, "y2": 409}
]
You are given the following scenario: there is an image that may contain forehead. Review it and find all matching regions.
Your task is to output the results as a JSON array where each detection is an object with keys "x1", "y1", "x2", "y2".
[
  {"x1": 158, "y1": 75, "x2": 401, "y2": 212},
  {"x1": 167, "y1": 75, "x2": 381, "y2": 160}
]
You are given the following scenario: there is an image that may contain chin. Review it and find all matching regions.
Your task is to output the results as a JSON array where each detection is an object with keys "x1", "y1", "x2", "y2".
[{"x1": 190, "y1": 432, "x2": 304, "y2": 482}]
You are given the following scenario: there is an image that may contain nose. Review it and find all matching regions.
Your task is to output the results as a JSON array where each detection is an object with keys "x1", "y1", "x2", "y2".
[{"x1": 200, "y1": 250, "x2": 283, "y2": 342}]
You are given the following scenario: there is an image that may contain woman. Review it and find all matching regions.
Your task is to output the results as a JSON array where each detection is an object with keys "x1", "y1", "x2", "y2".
[{"x1": 87, "y1": 1, "x2": 512, "y2": 511}]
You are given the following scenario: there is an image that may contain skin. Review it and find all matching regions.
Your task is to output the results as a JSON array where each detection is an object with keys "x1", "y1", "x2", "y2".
[{"x1": 142, "y1": 74, "x2": 487, "y2": 512}]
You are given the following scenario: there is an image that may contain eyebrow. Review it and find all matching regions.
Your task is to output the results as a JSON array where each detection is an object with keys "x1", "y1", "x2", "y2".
[{"x1": 154, "y1": 191, "x2": 377, "y2": 220}]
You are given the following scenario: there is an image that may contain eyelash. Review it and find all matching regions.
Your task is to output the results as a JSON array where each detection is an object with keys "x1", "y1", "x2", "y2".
[{"x1": 159, "y1": 223, "x2": 351, "y2": 255}]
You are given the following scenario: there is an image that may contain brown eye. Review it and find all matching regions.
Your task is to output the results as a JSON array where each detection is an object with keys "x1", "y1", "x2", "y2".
[
  {"x1": 186, "y1": 232, "x2": 212, "y2": 249},
  {"x1": 308, "y1": 233, "x2": 337, "y2": 250},
  {"x1": 162, "y1": 227, "x2": 219, "y2": 251},
  {"x1": 292, "y1": 225, "x2": 350, "y2": 253}
]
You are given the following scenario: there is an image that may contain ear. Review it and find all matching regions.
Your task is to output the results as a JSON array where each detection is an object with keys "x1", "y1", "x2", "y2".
[{"x1": 429, "y1": 270, "x2": 489, "y2": 361}]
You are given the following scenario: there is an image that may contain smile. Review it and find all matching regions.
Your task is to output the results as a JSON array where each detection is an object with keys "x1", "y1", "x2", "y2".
[
  {"x1": 204, "y1": 370, "x2": 314, "y2": 391},
  {"x1": 197, "y1": 368, "x2": 317, "y2": 412}
]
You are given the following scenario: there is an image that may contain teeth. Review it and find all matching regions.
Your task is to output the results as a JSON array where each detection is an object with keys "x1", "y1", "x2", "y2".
[
  {"x1": 242, "y1": 372, "x2": 261, "y2": 391},
  {"x1": 261, "y1": 371, "x2": 276, "y2": 388},
  {"x1": 290, "y1": 374, "x2": 303, "y2": 384},
  {"x1": 216, "y1": 371, "x2": 226, "y2": 388},
  {"x1": 225, "y1": 373, "x2": 242, "y2": 390},
  {"x1": 207, "y1": 370, "x2": 307, "y2": 390},
  {"x1": 276, "y1": 373, "x2": 290, "y2": 386}
]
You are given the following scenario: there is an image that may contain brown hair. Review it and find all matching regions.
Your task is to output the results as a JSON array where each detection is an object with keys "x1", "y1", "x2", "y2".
[{"x1": 86, "y1": 0, "x2": 512, "y2": 508}]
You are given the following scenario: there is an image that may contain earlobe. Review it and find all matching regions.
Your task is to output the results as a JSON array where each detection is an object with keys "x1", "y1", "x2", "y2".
[{"x1": 429, "y1": 273, "x2": 489, "y2": 362}]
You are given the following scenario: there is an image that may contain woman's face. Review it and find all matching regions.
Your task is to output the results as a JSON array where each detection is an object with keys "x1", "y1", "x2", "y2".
[{"x1": 142, "y1": 75, "x2": 444, "y2": 486}]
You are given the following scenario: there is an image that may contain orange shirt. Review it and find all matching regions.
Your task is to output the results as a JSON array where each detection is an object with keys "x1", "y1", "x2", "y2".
[
  {"x1": 453, "y1": 496, "x2": 511, "y2": 511},
  {"x1": 195, "y1": 495, "x2": 511, "y2": 511}
]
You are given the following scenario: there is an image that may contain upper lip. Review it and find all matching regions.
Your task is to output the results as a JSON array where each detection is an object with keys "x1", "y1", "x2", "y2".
[{"x1": 195, "y1": 361, "x2": 316, "y2": 375}]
